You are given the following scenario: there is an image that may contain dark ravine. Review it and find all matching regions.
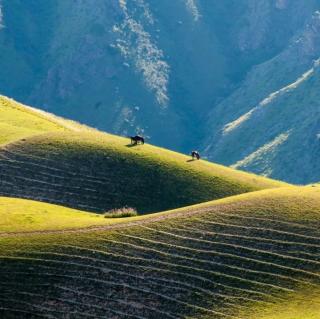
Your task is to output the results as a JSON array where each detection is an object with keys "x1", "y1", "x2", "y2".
[{"x1": 1, "y1": 0, "x2": 320, "y2": 183}]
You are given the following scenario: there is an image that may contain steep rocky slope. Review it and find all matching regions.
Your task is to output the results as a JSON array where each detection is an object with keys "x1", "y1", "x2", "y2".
[{"x1": 203, "y1": 10, "x2": 320, "y2": 184}]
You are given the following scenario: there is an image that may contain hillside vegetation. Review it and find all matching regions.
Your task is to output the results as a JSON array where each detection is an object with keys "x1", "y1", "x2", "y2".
[
  {"x1": 246, "y1": 287, "x2": 320, "y2": 319},
  {"x1": 0, "y1": 96, "x2": 319, "y2": 318},
  {"x1": 0, "y1": 197, "x2": 115, "y2": 233},
  {"x1": 0, "y1": 96, "x2": 65, "y2": 145},
  {"x1": 0, "y1": 96, "x2": 287, "y2": 214},
  {"x1": 0, "y1": 187, "x2": 320, "y2": 318},
  {"x1": 0, "y1": 130, "x2": 286, "y2": 214}
]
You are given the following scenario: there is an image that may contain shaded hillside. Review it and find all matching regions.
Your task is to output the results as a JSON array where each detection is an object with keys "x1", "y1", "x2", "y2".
[
  {"x1": 0, "y1": 130, "x2": 285, "y2": 214},
  {"x1": 0, "y1": 187, "x2": 320, "y2": 318},
  {"x1": 0, "y1": 95, "x2": 285, "y2": 214},
  {"x1": 203, "y1": 9, "x2": 320, "y2": 184},
  {"x1": 1, "y1": 0, "x2": 320, "y2": 159}
]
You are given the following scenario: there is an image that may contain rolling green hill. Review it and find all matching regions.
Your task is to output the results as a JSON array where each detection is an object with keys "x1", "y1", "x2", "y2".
[
  {"x1": 0, "y1": 96, "x2": 286, "y2": 215},
  {"x1": 0, "y1": 95, "x2": 319, "y2": 318},
  {"x1": 0, "y1": 187, "x2": 320, "y2": 318},
  {"x1": 0, "y1": 197, "x2": 119, "y2": 234}
]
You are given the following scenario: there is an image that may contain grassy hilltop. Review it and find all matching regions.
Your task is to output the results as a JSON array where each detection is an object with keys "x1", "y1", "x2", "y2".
[
  {"x1": 0, "y1": 96, "x2": 64, "y2": 145},
  {"x1": 0, "y1": 96, "x2": 319, "y2": 318},
  {"x1": 0, "y1": 96, "x2": 286, "y2": 215}
]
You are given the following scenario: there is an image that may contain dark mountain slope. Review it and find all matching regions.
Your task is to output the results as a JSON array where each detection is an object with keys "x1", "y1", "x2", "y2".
[
  {"x1": 203, "y1": 11, "x2": 320, "y2": 184},
  {"x1": 1, "y1": 0, "x2": 320, "y2": 182}
]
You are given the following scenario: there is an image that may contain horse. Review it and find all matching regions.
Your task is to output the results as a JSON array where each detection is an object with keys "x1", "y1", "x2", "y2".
[
  {"x1": 130, "y1": 135, "x2": 145, "y2": 145},
  {"x1": 191, "y1": 151, "x2": 200, "y2": 160}
]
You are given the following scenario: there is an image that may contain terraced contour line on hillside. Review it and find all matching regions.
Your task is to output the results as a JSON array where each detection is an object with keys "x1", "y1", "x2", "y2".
[{"x1": 0, "y1": 187, "x2": 320, "y2": 318}]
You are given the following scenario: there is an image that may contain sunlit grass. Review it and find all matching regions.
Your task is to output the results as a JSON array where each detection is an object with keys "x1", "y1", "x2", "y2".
[
  {"x1": 0, "y1": 95, "x2": 317, "y2": 318},
  {"x1": 0, "y1": 186, "x2": 320, "y2": 318},
  {"x1": 244, "y1": 287, "x2": 320, "y2": 319},
  {"x1": 0, "y1": 96, "x2": 65, "y2": 145},
  {"x1": 0, "y1": 128, "x2": 288, "y2": 215},
  {"x1": 0, "y1": 96, "x2": 288, "y2": 215},
  {"x1": 0, "y1": 197, "x2": 122, "y2": 233}
]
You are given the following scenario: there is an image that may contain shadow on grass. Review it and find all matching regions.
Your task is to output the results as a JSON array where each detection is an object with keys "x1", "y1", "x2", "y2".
[
  {"x1": 186, "y1": 159, "x2": 195, "y2": 162},
  {"x1": 126, "y1": 143, "x2": 145, "y2": 148}
]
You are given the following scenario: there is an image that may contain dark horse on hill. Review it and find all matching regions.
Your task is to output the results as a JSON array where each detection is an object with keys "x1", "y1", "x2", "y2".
[
  {"x1": 130, "y1": 135, "x2": 145, "y2": 145},
  {"x1": 191, "y1": 151, "x2": 200, "y2": 160}
]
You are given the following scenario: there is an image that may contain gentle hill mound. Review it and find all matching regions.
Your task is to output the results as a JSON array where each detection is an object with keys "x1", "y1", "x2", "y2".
[
  {"x1": 0, "y1": 95, "x2": 286, "y2": 214},
  {"x1": 0, "y1": 186, "x2": 319, "y2": 318},
  {"x1": 0, "y1": 129, "x2": 286, "y2": 214},
  {"x1": 0, "y1": 197, "x2": 120, "y2": 234}
]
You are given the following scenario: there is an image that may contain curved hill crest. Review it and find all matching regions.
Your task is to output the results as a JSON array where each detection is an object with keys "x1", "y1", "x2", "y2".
[{"x1": 0, "y1": 96, "x2": 286, "y2": 214}]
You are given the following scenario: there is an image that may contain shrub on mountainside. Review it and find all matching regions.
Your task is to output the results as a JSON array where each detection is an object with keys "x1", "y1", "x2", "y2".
[{"x1": 104, "y1": 206, "x2": 138, "y2": 218}]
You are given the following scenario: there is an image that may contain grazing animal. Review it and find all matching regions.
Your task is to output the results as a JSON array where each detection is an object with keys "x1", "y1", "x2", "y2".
[
  {"x1": 191, "y1": 151, "x2": 200, "y2": 160},
  {"x1": 130, "y1": 135, "x2": 145, "y2": 145}
]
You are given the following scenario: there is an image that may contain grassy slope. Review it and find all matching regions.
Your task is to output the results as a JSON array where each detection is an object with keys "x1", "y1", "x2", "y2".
[
  {"x1": 0, "y1": 185, "x2": 315, "y2": 234},
  {"x1": 246, "y1": 287, "x2": 320, "y2": 319},
  {"x1": 0, "y1": 95, "x2": 287, "y2": 214},
  {"x1": 0, "y1": 95, "x2": 65, "y2": 145},
  {"x1": 0, "y1": 95, "x2": 91, "y2": 139},
  {"x1": 0, "y1": 130, "x2": 287, "y2": 214},
  {"x1": 2, "y1": 96, "x2": 318, "y2": 317},
  {"x1": 0, "y1": 197, "x2": 114, "y2": 233},
  {"x1": 0, "y1": 187, "x2": 320, "y2": 318}
]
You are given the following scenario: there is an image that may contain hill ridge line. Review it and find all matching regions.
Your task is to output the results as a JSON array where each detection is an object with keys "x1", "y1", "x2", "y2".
[
  {"x1": 21, "y1": 104, "x2": 82, "y2": 132},
  {"x1": 1, "y1": 95, "x2": 86, "y2": 134},
  {"x1": 0, "y1": 203, "x2": 229, "y2": 238}
]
